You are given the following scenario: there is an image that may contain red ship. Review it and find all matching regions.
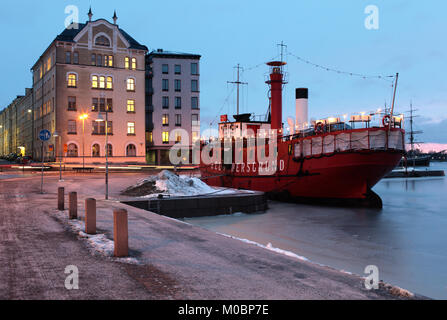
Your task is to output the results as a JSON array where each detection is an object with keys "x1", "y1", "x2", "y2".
[{"x1": 200, "y1": 61, "x2": 405, "y2": 208}]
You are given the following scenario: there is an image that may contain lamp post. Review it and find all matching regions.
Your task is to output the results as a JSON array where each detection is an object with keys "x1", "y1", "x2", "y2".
[
  {"x1": 79, "y1": 114, "x2": 88, "y2": 169},
  {"x1": 96, "y1": 110, "x2": 109, "y2": 200}
]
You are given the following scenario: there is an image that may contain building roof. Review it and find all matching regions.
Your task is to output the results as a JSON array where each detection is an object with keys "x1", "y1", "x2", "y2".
[
  {"x1": 55, "y1": 20, "x2": 148, "y2": 51},
  {"x1": 148, "y1": 49, "x2": 201, "y2": 60}
]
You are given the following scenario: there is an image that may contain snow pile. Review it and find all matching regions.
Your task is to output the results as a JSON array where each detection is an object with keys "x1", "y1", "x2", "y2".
[
  {"x1": 127, "y1": 170, "x2": 248, "y2": 198},
  {"x1": 154, "y1": 170, "x2": 218, "y2": 196}
]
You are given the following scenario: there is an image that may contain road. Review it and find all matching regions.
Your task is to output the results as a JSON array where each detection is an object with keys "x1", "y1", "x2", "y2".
[{"x1": 0, "y1": 171, "x2": 421, "y2": 299}]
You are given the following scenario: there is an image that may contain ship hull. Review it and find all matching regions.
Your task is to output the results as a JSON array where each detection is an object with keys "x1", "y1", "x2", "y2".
[{"x1": 201, "y1": 150, "x2": 402, "y2": 200}]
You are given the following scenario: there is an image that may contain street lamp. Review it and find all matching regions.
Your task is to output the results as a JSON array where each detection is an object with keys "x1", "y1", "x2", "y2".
[
  {"x1": 79, "y1": 113, "x2": 88, "y2": 169},
  {"x1": 96, "y1": 111, "x2": 109, "y2": 200}
]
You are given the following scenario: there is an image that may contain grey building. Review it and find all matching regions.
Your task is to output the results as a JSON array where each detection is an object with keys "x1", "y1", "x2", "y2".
[{"x1": 146, "y1": 49, "x2": 201, "y2": 165}]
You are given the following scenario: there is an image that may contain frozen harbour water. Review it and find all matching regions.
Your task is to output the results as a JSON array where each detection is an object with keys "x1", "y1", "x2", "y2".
[{"x1": 185, "y1": 162, "x2": 447, "y2": 299}]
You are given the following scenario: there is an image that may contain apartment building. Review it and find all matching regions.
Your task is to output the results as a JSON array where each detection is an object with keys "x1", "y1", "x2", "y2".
[
  {"x1": 146, "y1": 50, "x2": 201, "y2": 165},
  {"x1": 0, "y1": 95, "x2": 25, "y2": 156},
  {"x1": 31, "y1": 10, "x2": 148, "y2": 163}
]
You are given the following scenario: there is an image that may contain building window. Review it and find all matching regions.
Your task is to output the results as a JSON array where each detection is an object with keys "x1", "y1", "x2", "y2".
[
  {"x1": 127, "y1": 122, "x2": 136, "y2": 135},
  {"x1": 175, "y1": 97, "x2": 181, "y2": 109},
  {"x1": 65, "y1": 52, "x2": 71, "y2": 64},
  {"x1": 92, "y1": 121, "x2": 112, "y2": 135},
  {"x1": 162, "y1": 64, "x2": 169, "y2": 74},
  {"x1": 175, "y1": 79, "x2": 181, "y2": 92},
  {"x1": 126, "y1": 144, "x2": 137, "y2": 157},
  {"x1": 67, "y1": 143, "x2": 78, "y2": 157},
  {"x1": 67, "y1": 73, "x2": 77, "y2": 88},
  {"x1": 92, "y1": 98, "x2": 98, "y2": 112},
  {"x1": 95, "y1": 35, "x2": 110, "y2": 47},
  {"x1": 192, "y1": 131, "x2": 200, "y2": 142},
  {"x1": 106, "y1": 144, "x2": 113, "y2": 157},
  {"x1": 191, "y1": 63, "x2": 198, "y2": 75},
  {"x1": 192, "y1": 114, "x2": 200, "y2": 126},
  {"x1": 99, "y1": 76, "x2": 105, "y2": 89},
  {"x1": 125, "y1": 57, "x2": 130, "y2": 69},
  {"x1": 162, "y1": 79, "x2": 169, "y2": 91},
  {"x1": 131, "y1": 58, "x2": 137, "y2": 70},
  {"x1": 191, "y1": 80, "x2": 199, "y2": 92},
  {"x1": 92, "y1": 75, "x2": 98, "y2": 88},
  {"x1": 73, "y1": 52, "x2": 79, "y2": 64},
  {"x1": 106, "y1": 76, "x2": 113, "y2": 89},
  {"x1": 68, "y1": 96, "x2": 76, "y2": 111},
  {"x1": 162, "y1": 131, "x2": 169, "y2": 144},
  {"x1": 162, "y1": 96, "x2": 169, "y2": 109},
  {"x1": 68, "y1": 120, "x2": 77, "y2": 134},
  {"x1": 127, "y1": 78, "x2": 135, "y2": 91},
  {"x1": 175, "y1": 132, "x2": 182, "y2": 143},
  {"x1": 127, "y1": 99, "x2": 135, "y2": 113},
  {"x1": 91, "y1": 54, "x2": 96, "y2": 66},
  {"x1": 191, "y1": 97, "x2": 199, "y2": 109},
  {"x1": 92, "y1": 144, "x2": 100, "y2": 157},
  {"x1": 175, "y1": 114, "x2": 181, "y2": 126},
  {"x1": 97, "y1": 54, "x2": 103, "y2": 67},
  {"x1": 105, "y1": 98, "x2": 113, "y2": 112},
  {"x1": 162, "y1": 114, "x2": 169, "y2": 126},
  {"x1": 104, "y1": 55, "x2": 113, "y2": 67},
  {"x1": 175, "y1": 64, "x2": 181, "y2": 74}
]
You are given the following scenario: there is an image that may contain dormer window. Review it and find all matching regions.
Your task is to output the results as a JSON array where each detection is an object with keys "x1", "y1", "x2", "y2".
[{"x1": 95, "y1": 35, "x2": 110, "y2": 47}]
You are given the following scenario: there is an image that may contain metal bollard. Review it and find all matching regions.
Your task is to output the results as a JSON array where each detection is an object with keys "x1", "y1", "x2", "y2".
[
  {"x1": 113, "y1": 209, "x2": 128, "y2": 257},
  {"x1": 85, "y1": 198, "x2": 96, "y2": 235},
  {"x1": 69, "y1": 192, "x2": 77, "y2": 219},
  {"x1": 58, "y1": 187, "x2": 65, "y2": 210}
]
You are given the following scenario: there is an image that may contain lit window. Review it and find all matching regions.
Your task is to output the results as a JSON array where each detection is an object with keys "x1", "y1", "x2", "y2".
[
  {"x1": 127, "y1": 100, "x2": 135, "y2": 113},
  {"x1": 131, "y1": 58, "x2": 137, "y2": 70},
  {"x1": 106, "y1": 76, "x2": 113, "y2": 89},
  {"x1": 162, "y1": 131, "x2": 169, "y2": 144},
  {"x1": 91, "y1": 54, "x2": 96, "y2": 66},
  {"x1": 175, "y1": 132, "x2": 182, "y2": 143},
  {"x1": 127, "y1": 78, "x2": 135, "y2": 91},
  {"x1": 125, "y1": 57, "x2": 130, "y2": 69},
  {"x1": 67, "y1": 143, "x2": 78, "y2": 156},
  {"x1": 99, "y1": 76, "x2": 105, "y2": 89},
  {"x1": 92, "y1": 98, "x2": 98, "y2": 112},
  {"x1": 127, "y1": 122, "x2": 135, "y2": 135},
  {"x1": 162, "y1": 114, "x2": 169, "y2": 126},
  {"x1": 192, "y1": 131, "x2": 199, "y2": 142},
  {"x1": 47, "y1": 57, "x2": 51, "y2": 71},
  {"x1": 92, "y1": 144, "x2": 100, "y2": 157},
  {"x1": 67, "y1": 74, "x2": 77, "y2": 87},
  {"x1": 92, "y1": 75, "x2": 98, "y2": 88},
  {"x1": 105, "y1": 55, "x2": 113, "y2": 67}
]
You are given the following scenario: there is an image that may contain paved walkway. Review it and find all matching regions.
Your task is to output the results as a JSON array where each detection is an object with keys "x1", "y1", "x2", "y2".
[{"x1": 0, "y1": 172, "x2": 416, "y2": 299}]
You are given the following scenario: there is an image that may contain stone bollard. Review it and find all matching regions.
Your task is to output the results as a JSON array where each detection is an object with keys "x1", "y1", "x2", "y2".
[
  {"x1": 113, "y1": 209, "x2": 128, "y2": 257},
  {"x1": 69, "y1": 192, "x2": 77, "y2": 219},
  {"x1": 58, "y1": 187, "x2": 65, "y2": 210},
  {"x1": 85, "y1": 198, "x2": 96, "y2": 235}
]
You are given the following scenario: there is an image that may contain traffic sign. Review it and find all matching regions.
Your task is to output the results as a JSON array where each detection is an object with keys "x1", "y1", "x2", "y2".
[{"x1": 39, "y1": 130, "x2": 51, "y2": 141}]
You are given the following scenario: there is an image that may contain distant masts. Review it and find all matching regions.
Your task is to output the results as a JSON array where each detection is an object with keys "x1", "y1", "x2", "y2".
[{"x1": 227, "y1": 64, "x2": 248, "y2": 115}]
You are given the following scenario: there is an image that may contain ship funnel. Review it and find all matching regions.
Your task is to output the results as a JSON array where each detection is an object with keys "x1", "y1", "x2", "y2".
[
  {"x1": 266, "y1": 61, "x2": 286, "y2": 132},
  {"x1": 295, "y1": 88, "x2": 308, "y2": 130}
]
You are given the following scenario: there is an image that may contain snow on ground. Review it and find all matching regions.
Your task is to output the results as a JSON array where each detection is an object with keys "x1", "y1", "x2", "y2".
[
  {"x1": 135, "y1": 170, "x2": 252, "y2": 198},
  {"x1": 51, "y1": 210, "x2": 139, "y2": 265}
]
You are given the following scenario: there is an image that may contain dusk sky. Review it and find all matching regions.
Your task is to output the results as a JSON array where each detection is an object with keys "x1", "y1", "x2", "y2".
[{"x1": 1, "y1": 0, "x2": 446, "y2": 144}]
